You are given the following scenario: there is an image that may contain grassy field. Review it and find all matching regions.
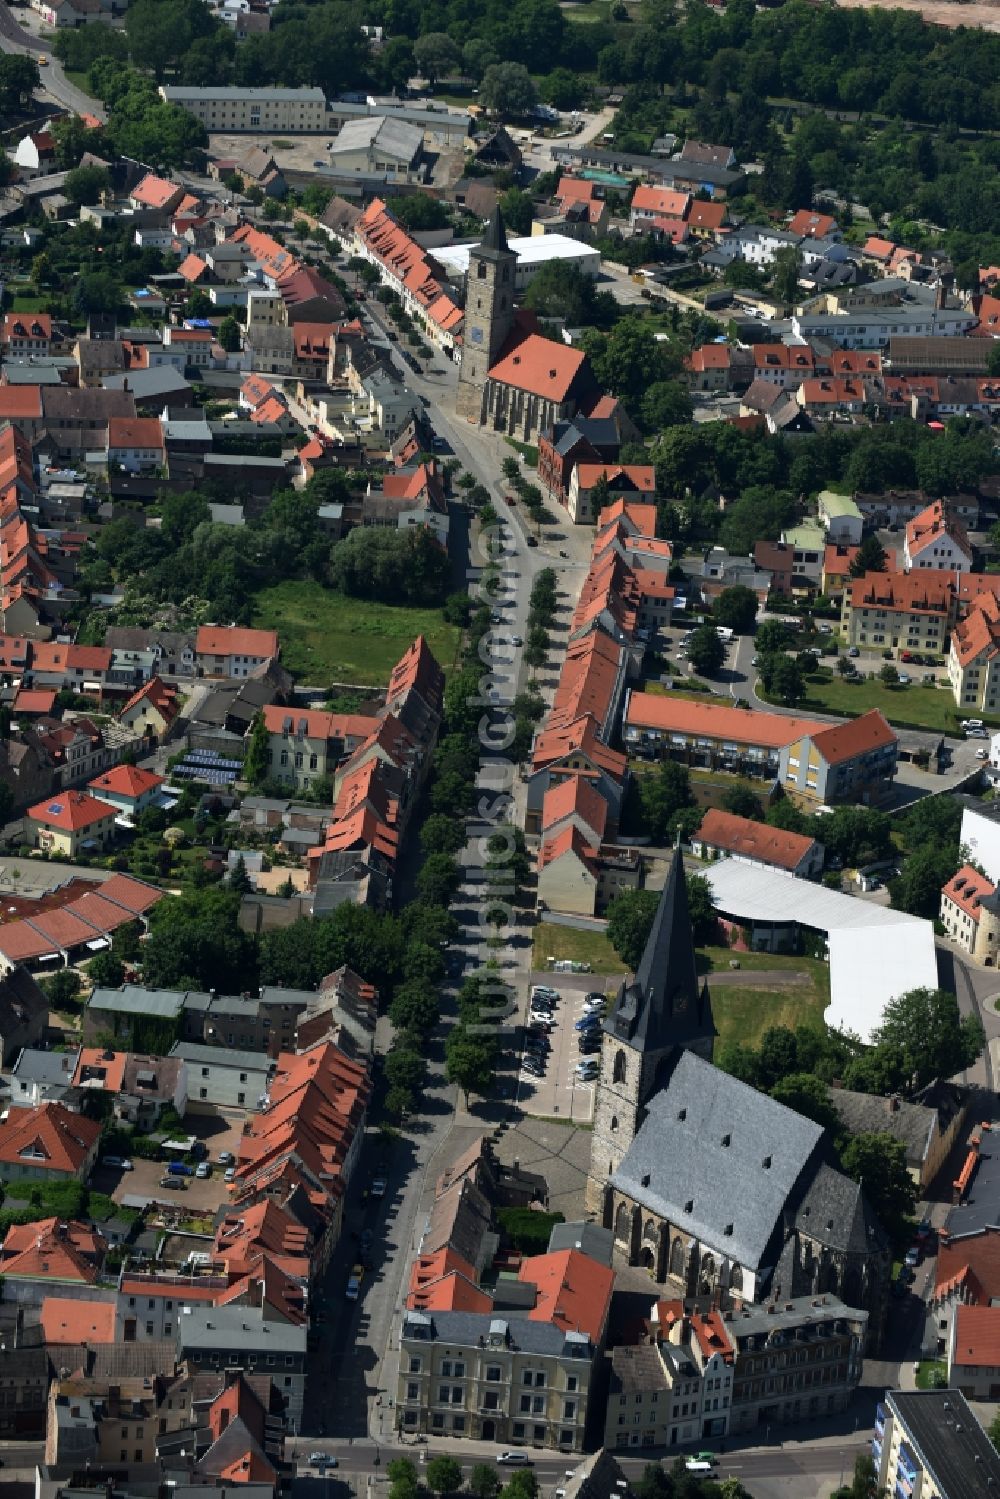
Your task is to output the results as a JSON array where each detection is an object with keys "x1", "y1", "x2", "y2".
[
  {"x1": 253, "y1": 580, "x2": 462, "y2": 686},
  {"x1": 915, "y1": 1360, "x2": 947, "y2": 1390},
  {"x1": 710, "y1": 981, "x2": 829, "y2": 1052},
  {"x1": 532, "y1": 922, "x2": 623, "y2": 974},
  {"x1": 794, "y1": 668, "x2": 968, "y2": 734}
]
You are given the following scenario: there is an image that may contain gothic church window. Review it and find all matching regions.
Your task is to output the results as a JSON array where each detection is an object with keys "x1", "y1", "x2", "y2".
[{"x1": 613, "y1": 1050, "x2": 627, "y2": 1084}]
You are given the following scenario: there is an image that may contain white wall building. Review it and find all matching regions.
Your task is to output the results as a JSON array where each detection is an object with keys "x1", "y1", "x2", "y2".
[{"x1": 169, "y1": 1042, "x2": 273, "y2": 1111}]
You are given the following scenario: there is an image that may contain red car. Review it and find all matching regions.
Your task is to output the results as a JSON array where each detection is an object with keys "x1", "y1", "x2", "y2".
[{"x1": 901, "y1": 651, "x2": 913, "y2": 663}]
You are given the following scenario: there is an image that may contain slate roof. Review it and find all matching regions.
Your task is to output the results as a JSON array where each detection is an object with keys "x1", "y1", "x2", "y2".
[
  {"x1": 612, "y1": 1049, "x2": 824, "y2": 1271},
  {"x1": 401, "y1": 1308, "x2": 589, "y2": 1356},
  {"x1": 607, "y1": 846, "x2": 714, "y2": 1054},
  {"x1": 826, "y1": 1087, "x2": 941, "y2": 1171},
  {"x1": 793, "y1": 1160, "x2": 885, "y2": 1255}
]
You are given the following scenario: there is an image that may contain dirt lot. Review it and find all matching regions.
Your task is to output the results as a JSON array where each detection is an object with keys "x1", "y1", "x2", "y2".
[
  {"x1": 95, "y1": 1113, "x2": 247, "y2": 1217},
  {"x1": 835, "y1": 0, "x2": 1000, "y2": 29},
  {"x1": 208, "y1": 131, "x2": 336, "y2": 176}
]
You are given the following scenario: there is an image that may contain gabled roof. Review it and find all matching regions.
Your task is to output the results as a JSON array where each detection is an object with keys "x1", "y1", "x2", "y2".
[
  {"x1": 541, "y1": 772, "x2": 608, "y2": 842},
  {"x1": 806, "y1": 709, "x2": 896, "y2": 767},
  {"x1": 119, "y1": 674, "x2": 179, "y2": 724},
  {"x1": 538, "y1": 824, "x2": 599, "y2": 880},
  {"x1": 131, "y1": 173, "x2": 181, "y2": 208},
  {"x1": 953, "y1": 1304, "x2": 1000, "y2": 1369},
  {"x1": 0, "y1": 1101, "x2": 100, "y2": 1177},
  {"x1": 518, "y1": 1247, "x2": 614, "y2": 1341},
  {"x1": 488, "y1": 332, "x2": 591, "y2": 404},
  {"x1": 41, "y1": 1295, "x2": 116, "y2": 1343},
  {"x1": 696, "y1": 808, "x2": 816, "y2": 870},
  {"x1": 196, "y1": 624, "x2": 278, "y2": 659}
]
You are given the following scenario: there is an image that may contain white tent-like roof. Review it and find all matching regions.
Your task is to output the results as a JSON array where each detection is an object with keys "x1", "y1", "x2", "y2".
[{"x1": 704, "y1": 860, "x2": 938, "y2": 1042}]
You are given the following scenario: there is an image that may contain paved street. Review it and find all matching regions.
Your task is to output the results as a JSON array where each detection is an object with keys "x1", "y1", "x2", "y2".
[{"x1": 0, "y1": 1, "x2": 106, "y2": 119}]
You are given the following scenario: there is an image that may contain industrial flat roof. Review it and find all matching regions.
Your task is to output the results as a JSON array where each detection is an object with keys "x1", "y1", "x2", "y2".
[{"x1": 705, "y1": 861, "x2": 937, "y2": 1042}]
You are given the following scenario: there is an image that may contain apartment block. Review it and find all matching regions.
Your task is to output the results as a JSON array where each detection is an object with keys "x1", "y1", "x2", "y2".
[{"x1": 160, "y1": 86, "x2": 328, "y2": 133}]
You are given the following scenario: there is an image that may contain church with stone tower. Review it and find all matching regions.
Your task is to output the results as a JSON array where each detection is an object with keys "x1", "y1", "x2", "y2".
[
  {"x1": 455, "y1": 207, "x2": 599, "y2": 441},
  {"x1": 588, "y1": 849, "x2": 890, "y2": 1348}
]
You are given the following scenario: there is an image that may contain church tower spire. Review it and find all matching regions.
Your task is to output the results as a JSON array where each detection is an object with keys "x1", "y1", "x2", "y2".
[
  {"x1": 585, "y1": 848, "x2": 715, "y2": 1214},
  {"x1": 456, "y1": 206, "x2": 517, "y2": 423}
]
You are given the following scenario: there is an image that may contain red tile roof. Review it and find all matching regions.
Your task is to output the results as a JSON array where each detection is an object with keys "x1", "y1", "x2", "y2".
[
  {"x1": 27, "y1": 791, "x2": 115, "y2": 832},
  {"x1": 788, "y1": 209, "x2": 837, "y2": 239},
  {"x1": 196, "y1": 625, "x2": 278, "y2": 660},
  {"x1": 119, "y1": 674, "x2": 179, "y2": 725},
  {"x1": 542, "y1": 774, "x2": 608, "y2": 841},
  {"x1": 936, "y1": 1225, "x2": 1000, "y2": 1301},
  {"x1": 625, "y1": 692, "x2": 824, "y2": 749},
  {"x1": 942, "y1": 864, "x2": 996, "y2": 923},
  {"x1": 0, "y1": 1102, "x2": 100, "y2": 1177},
  {"x1": 89, "y1": 764, "x2": 164, "y2": 801},
  {"x1": 685, "y1": 200, "x2": 727, "y2": 232},
  {"x1": 697, "y1": 808, "x2": 817, "y2": 870},
  {"x1": 537, "y1": 823, "x2": 599, "y2": 879},
  {"x1": 519, "y1": 1248, "x2": 614, "y2": 1341},
  {"x1": 3, "y1": 312, "x2": 52, "y2": 342},
  {"x1": 131, "y1": 173, "x2": 181, "y2": 209},
  {"x1": 632, "y1": 185, "x2": 690, "y2": 219},
  {"x1": 488, "y1": 332, "x2": 589, "y2": 404},
  {"x1": 952, "y1": 1303, "x2": 1000, "y2": 1369},
  {"x1": 823, "y1": 543, "x2": 860, "y2": 580},
  {"x1": 847, "y1": 570, "x2": 954, "y2": 617},
  {"x1": 41, "y1": 1296, "x2": 116, "y2": 1344},
  {"x1": 806, "y1": 709, "x2": 897, "y2": 766},
  {"x1": 575, "y1": 463, "x2": 655, "y2": 492},
  {"x1": 532, "y1": 713, "x2": 627, "y2": 779},
  {"x1": 13, "y1": 688, "x2": 57, "y2": 715},
  {"x1": 108, "y1": 417, "x2": 164, "y2": 450},
  {"x1": 905, "y1": 498, "x2": 971, "y2": 564}
]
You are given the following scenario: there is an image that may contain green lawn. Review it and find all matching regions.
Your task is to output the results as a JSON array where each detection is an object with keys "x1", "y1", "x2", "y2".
[
  {"x1": 533, "y1": 921, "x2": 623, "y2": 974},
  {"x1": 253, "y1": 580, "x2": 462, "y2": 686},
  {"x1": 791, "y1": 668, "x2": 968, "y2": 735},
  {"x1": 710, "y1": 982, "x2": 829, "y2": 1053}
]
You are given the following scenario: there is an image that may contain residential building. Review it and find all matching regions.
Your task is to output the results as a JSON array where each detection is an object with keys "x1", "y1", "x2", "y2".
[
  {"x1": 169, "y1": 1042, "x2": 274, "y2": 1111},
  {"x1": 10, "y1": 1046, "x2": 80, "y2": 1109},
  {"x1": 25, "y1": 790, "x2": 118, "y2": 856},
  {"x1": 623, "y1": 693, "x2": 826, "y2": 781},
  {"x1": 778, "y1": 522, "x2": 825, "y2": 587},
  {"x1": 947, "y1": 1304, "x2": 1000, "y2": 1399},
  {"x1": 160, "y1": 85, "x2": 328, "y2": 133},
  {"x1": 88, "y1": 763, "x2": 165, "y2": 818},
  {"x1": 565, "y1": 464, "x2": 655, "y2": 526},
  {"x1": 779, "y1": 710, "x2": 897, "y2": 806},
  {"x1": 107, "y1": 417, "x2": 165, "y2": 474},
  {"x1": 842, "y1": 571, "x2": 954, "y2": 656},
  {"x1": 2, "y1": 312, "x2": 53, "y2": 360},
  {"x1": 692, "y1": 808, "x2": 824, "y2": 879},
  {"x1": 0, "y1": 1100, "x2": 100, "y2": 1181},
  {"x1": 727, "y1": 1295, "x2": 865, "y2": 1434},
  {"x1": 948, "y1": 592, "x2": 1000, "y2": 714},
  {"x1": 262, "y1": 705, "x2": 379, "y2": 790},
  {"x1": 904, "y1": 499, "x2": 972, "y2": 573},
  {"x1": 604, "y1": 1301, "x2": 734, "y2": 1451},
  {"x1": 821, "y1": 544, "x2": 860, "y2": 601},
  {"x1": 195, "y1": 625, "x2": 279, "y2": 679},
  {"x1": 940, "y1": 864, "x2": 1000, "y2": 965},
  {"x1": 817, "y1": 491, "x2": 863, "y2": 546},
  {"x1": 536, "y1": 826, "x2": 641, "y2": 918},
  {"x1": 0, "y1": 1216, "x2": 106, "y2": 1306},
  {"x1": 873, "y1": 1390, "x2": 1000, "y2": 1499},
  {"x1": 0, "y1": 966, "x2": 48, "y2": 1066},
  {"x1": 176, "y1": 1304, "x2": 308, "y2": 1433},
  {"x1": 827, "y1": 1082, "x2": 969, "y2": 1192},
  {"x1": 396, "y1": 1248, "x2": 613, "y2": 1451},
  {"x1": 85, "y1": 982, "x2": 187, "y2": 1048}
]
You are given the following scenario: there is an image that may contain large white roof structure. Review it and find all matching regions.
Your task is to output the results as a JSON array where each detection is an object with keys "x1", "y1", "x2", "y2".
[
  {"x1": 431, "y1": 234, "x2": 601, "y2": 281},
  {"x1": 704, "y1": 860, "x2": 938, "y2": 1042}
]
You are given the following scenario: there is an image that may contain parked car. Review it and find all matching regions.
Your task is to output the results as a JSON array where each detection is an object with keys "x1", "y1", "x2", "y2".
[
  {"x1": 309, "y1": 1455, "x2": 338, "y2": 1468},
  {"x1": 901, "y1": 651, "x2": 913, "y2": 662},
  {"x1": 905, "y1": 1247, "x2": 921, "y2": 1268},
  {"x1": 962, "y1": 719, "x2": 985, "y2": 731},
  {"x1": 496, "y1": 1453, "x2": 532, "y2": 1465},
  {"x1": 195, "y1": 1162, "x2": 211, "y2": 1179},
  {"x1": 346, "y1": 1275, "x2": 361, "y2": 1301},
  {"x1": 898, "y1": 672, "x2": 911, "y2": 684},
  {"x1": 224, "y1": 1166, "x2": 236, "y2": 1183},
  {"x1": 101, "y1": 1156, "x2": 133, "y2": 1171},
  {"x1": 159, "y1": 1177, "x2": 185, "y2": 1191},
  {"x1": 371, "y1": 1175, "x2": 387, "y2": 1198},
  {"x1": 574, "y1": 1015, "x2": 602, "y2": 1032},
  {"x1": 531, "y1": 987, "x2": 559, "y2": 1001},
  {"x1": 848, "y1": 646, "x2": 860, "y2": 657},
  {"x1": 218, "y1": 1151, "x2": 235, "y2": 1165},
  {"x1": 168, "y1": 1162, "x2": 193, "y2": 1177}
]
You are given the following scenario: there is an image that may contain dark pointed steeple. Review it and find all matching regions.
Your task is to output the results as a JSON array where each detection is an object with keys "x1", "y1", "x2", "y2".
[
  {"x1": 608, "y1": 846, "x2": 715, "y2": 1056},
  {"x1": 475, "y1": 204, "x2": 511, "y2": 262}
]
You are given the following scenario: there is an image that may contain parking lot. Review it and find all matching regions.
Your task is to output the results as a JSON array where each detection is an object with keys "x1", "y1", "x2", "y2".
[
  {"x1": 95, "y1": 1113, "x2": 247, "y2": 1214},
  {"x1": 515, "y1": 974, "x2": 623, "y2": 1123}
]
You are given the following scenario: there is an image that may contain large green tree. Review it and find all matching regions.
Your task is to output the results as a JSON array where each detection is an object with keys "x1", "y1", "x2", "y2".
[{"x1": 606, "y1": 888, "x2": 659, "y2": 970}]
